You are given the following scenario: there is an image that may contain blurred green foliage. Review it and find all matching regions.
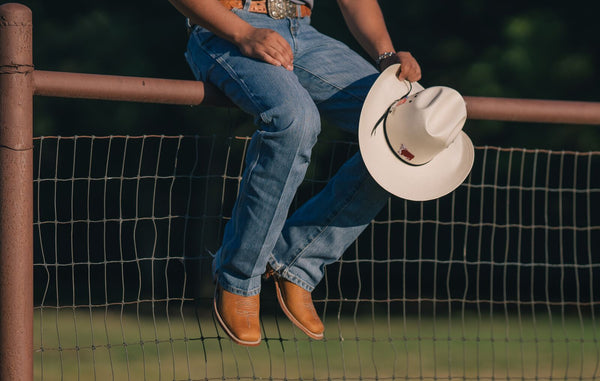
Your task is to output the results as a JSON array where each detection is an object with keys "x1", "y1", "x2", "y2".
[{"x1": 8, "y1": 0, "x2": 599, "y2": 149}]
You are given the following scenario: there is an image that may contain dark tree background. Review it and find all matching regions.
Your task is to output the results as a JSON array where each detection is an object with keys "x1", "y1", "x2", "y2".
[{"x1": 12, "y1": 0, "x2": 599, "y2": 150}]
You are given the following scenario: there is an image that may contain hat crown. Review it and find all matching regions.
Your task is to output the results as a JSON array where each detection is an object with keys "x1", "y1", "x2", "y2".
[
  {"x1": 384, "y1": 86, "x2": 467, "y2": 165},
  {"x1": 358, "y1": 64, "x2": 474, "y2": 201}
]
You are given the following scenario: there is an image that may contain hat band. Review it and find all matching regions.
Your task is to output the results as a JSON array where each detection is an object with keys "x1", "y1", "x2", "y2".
[
  {"x1": 383, "y1": 108, "x2": 430, "y2": 167},
  {"x1": 371, "y1": 88, "x2": 430, "y2": 168}
]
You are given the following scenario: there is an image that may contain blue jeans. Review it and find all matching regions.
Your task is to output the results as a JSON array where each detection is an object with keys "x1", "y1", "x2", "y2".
[{"x1": 185, "y1": 8, "x2": 390, "y2": 296}]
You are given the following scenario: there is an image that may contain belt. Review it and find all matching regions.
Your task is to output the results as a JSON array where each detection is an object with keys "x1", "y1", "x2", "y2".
[{"x1": 220, "y1": 0, "x2": 311, "y2": 19}]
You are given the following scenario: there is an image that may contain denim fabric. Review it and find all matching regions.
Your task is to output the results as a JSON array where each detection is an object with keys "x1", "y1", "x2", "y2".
[{"x1": 185, "y1": 8, "x2": 390, "y2": 296}]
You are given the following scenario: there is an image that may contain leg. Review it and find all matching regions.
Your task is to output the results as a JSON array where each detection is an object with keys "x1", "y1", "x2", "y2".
[
  {"x1": 268, "y1": 21, "x2": 391, "y2": 291},
  {"x1": 186, "y1": 14, "x2": 322, "y2": 297},
  {"x1": 186, "y1": 12, "x2": 326, "y2": 345}
]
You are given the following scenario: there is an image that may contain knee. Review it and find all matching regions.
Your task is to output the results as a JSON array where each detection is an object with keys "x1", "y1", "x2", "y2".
[{"x1": 258, "y1": 98, "x2": 321, "y2": 141}]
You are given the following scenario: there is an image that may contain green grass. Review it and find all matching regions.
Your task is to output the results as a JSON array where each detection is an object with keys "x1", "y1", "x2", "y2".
[{"x1": 34, "y1": 306, "x2": 600, "y2": 380}]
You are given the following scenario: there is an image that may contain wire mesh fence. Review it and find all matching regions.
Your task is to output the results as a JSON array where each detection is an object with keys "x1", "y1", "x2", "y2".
[{"x1": 33, "y1": 134, "x2": 600, "y2": 380}]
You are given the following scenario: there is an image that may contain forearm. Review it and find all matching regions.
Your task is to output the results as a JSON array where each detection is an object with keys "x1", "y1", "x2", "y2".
[
  {"x1": 336, "y1": 0, "x2": 395, "y2": 61},
  {"x1": 168, "y1": 0, "x2": 253, "y2": 45},
  {"x1": 168, "y1": 0, "x2": 295, "y2": 69},
  {"x1": 337, "y1": 0, "x2": 421, "y2": 80}
]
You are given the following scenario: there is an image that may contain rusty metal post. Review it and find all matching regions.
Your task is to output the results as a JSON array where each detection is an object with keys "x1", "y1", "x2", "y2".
[{"x1": 0, "y1": 3, "x2": 34, "y2": 381}]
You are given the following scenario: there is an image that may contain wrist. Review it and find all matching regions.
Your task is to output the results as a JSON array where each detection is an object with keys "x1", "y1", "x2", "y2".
[
  {"x1": 230, "y1": 23, "x2": 255, "y2": 46},
  {"x1": 375, "y1": 51, "x2": 395, "y2": 69},
  {"x1": 375, "y1": 51, "x2": 396, "y2": 68}
]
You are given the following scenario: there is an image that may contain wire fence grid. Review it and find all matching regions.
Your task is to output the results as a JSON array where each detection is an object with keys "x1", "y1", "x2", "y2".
[{"x1": 33, "y1": 134, "x2": 600, "y2": 380}]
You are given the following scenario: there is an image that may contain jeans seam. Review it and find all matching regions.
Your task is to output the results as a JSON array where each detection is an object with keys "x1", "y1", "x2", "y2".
[
  {"x1": 231, "y1": 134, "x2": 263, "y2": 246},
  {"x1": 217, "y1": 136, "x2": 263, "y2": 294},
  {"x1": 256, "y1": 114, "x2": 310, "y2": 258},
  {"x1": 267, "y1": 255, "x2": 314, "y2": 292},
  {"x1": 284, "y1": 168, "x2": 370, "y2": 275},
  {"x1": 195, "y1": 38, "x2": 270, "y2": 119},
  {"x1": 293, "y1": 64, "x2": 368, "y2": 104}
]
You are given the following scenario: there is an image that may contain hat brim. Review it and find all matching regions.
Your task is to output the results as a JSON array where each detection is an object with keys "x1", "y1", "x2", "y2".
[{"x1": 358, "y1": 64, "x2": 474, "y2": 201}]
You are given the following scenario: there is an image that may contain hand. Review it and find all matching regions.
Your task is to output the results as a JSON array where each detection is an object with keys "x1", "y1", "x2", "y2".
[
  {"x1": 379, "y1": 51, "x2": 421, "y2": 82},
  {"x1": 236, "y1": 27, "x2": 294, "y2": 71}
]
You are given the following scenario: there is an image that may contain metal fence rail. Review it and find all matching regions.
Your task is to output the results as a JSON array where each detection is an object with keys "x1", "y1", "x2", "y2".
[
  {"x1": 30, "y1": 69, "x2": 600, "y2": 125},
  {"x1": 1, "y1": 2, "x2": 600, "y2": 380}
]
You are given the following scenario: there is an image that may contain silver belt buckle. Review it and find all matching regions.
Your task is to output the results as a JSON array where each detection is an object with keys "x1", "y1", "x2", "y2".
[{"x1": 267, "y1": 0, "x2": 296, "y2": 19}]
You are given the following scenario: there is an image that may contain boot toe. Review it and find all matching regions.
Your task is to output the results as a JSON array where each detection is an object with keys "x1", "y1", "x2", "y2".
[
  {"x1": 214, "y1": 286, "x2": 261, "y2": 346},
  {"x1": 274, "y1": 276, "x2": 324, "y2": 339}
]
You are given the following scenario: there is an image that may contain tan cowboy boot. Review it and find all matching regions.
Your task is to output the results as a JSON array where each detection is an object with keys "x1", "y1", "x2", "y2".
[
  {"x1": 266, "y1": 267, "x2": 324, "y2": 340},
  {"x1": 213, "y1": 285, "x2": 261, "y2": 346}
]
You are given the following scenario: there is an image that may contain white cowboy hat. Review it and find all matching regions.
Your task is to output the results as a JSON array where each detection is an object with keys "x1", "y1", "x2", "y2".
[{"x1": 358, "y1": 64, "x2": 474, "y2": 201}]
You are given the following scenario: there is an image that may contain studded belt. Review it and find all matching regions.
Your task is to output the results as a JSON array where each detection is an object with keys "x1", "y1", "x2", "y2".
[{"x1": 219, "y1": 0, "x2": 311, "y2": 19}]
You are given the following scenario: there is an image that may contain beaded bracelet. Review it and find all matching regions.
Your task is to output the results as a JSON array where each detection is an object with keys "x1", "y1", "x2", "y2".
[{"x1": 375, "y1": 51, "x2": 395, "y2": 67}]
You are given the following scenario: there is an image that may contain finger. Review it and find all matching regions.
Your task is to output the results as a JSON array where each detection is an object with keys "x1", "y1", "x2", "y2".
[
  {"x1": 397, "y1": 65, "x2": 412, "y2": 80},
  {"x1": 256, "y1": 49, "x2": 283, "y2": 68},
  {"x1": 271, "y1": 38, "x2": 294, "y2": 69},
  {"x1": 404, "y1": 66, "x2": 421, "y2": 82},
  {"x1": 242, "y1": 28, "x2": 294, "y2": 69},
  {"x1": 263, "y1": 46, "x2": 294, "y2": 70},
  {"x1": 408, "y1": 64, "x2": 422, "y2": 81},
  {"x1": 397, "y1": 61, "x2": 421, "y2": 82},
  {"x1": 259, "y1": 30, "x2": 293, "y2": 65},
  {"x1": 270, "y1": 47, "x2": 293, "y2": 70},
  {"x1": 396, "y1": 65, "x2": 407, "y2": 80}
]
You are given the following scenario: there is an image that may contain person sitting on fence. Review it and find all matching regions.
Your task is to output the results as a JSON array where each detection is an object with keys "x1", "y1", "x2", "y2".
[{"x1": 167, "y1": 0, "x2": 421, "y2": 346}]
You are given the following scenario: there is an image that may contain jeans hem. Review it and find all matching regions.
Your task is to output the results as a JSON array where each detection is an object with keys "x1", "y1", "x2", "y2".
[
  {"x1": 267, "y1": 256, "x2": 315, "y2": 292},
  {"x1": 217, "y1": 275, "x2": 262, "y2": 297}
]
